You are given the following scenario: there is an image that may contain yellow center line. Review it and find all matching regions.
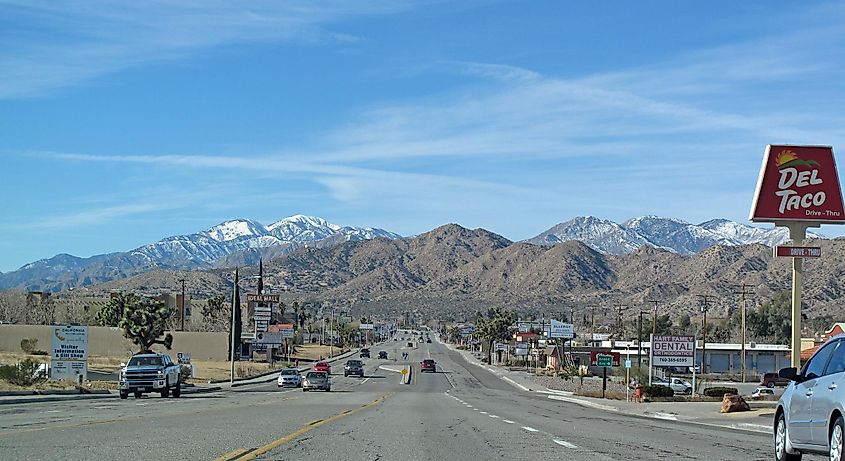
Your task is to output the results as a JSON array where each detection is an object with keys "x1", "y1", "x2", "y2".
[{"x1": 215, "y1": 393, "x2": 392, "y2": 461}]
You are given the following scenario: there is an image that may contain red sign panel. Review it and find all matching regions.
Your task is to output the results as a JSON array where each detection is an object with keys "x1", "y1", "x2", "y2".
[
  {"x1": 750, "y1": 145, "x2": 845, "y2": 223},
  {"x1": 775, "y1": 246, "x2": 821, "y2": 258},
  {"x1": 589, "y1": 351, "x2": 620, "y2": 367}
]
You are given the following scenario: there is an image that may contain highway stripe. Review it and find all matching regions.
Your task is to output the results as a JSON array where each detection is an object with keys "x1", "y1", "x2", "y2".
[
  {"x1": 213, "y1": 393, "x2": 392, "y2": 461},
  {"x1": 489, "y1": 415, "x2": 499, "y2": 419},
  {"x1": 522, "y1": 426, "x2": 539, "y2": 432},
  {"x1": 553, "y1": 439, "x2": 578, "y2": 449},
  {"x1": 502, "y1": 419, "x2": 515, "y2": 424}
]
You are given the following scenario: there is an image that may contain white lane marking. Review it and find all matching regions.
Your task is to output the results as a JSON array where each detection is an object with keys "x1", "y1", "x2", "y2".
[
  {"x1": 553, "y1": 439, "x2": 578, "y2": 449},
  {"x1": 652, "y1": 412, "x2": 678, "y2": 421},
  {"x1": 479, "y1": 411, "x2": 488, "y2": 414},
  {"x1": 45, "y1": 410, "x2": 61, "y2": 413},
  {"x1": 501, "y1": 376, "x2": 530, "y2": 392},
  {"x1": 361, "y1": 378, "x2": 371, "y2": 384},
  {"x1": 489, "y1": 415, "x2": 500, "y2": 419},
  {"x1": 522, "y1": 426, "x2": 539, "y2": 432},
  {"x1": 502, "y1": 419, "x2": 515, "y2": 424}
]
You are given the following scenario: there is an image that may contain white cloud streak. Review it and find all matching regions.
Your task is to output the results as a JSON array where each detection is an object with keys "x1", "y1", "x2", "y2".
[{"x1": 0, "y1": 0, "x2": 414, "y2": 98}]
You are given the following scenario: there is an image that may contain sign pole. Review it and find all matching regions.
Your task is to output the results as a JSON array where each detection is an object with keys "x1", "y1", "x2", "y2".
[
  {"x1": 602, "y1": 366, "x2": 607, "y2": 399},
  {"x1": 692, "y1": 336, "x2": 697, "y2": 397},
  {"x1": 787, "y1": 222, "x2": 811, "y2": 369},
  {"x1": 648, "y1": 333, "x2": 653, "y2": 386}
]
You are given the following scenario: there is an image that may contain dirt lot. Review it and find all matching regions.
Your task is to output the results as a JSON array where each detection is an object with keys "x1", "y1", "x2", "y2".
[{"x1": 0, "y1": 344, "x2": 350, "y2": 390}]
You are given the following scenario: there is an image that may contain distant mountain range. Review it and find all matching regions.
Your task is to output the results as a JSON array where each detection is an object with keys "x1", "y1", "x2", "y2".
[
  {"x1": 0, "y1": 215, "x2": 400, "y2": 292},
  {"x1": 0, "y1": 214, "x2": 823, "y2": 292},
  {"x1": 80, "y1": 223, "x2": 845, "y2": 323},
  {"x1": 524, "y1": 216, "x2": 825, "y2": 255}
]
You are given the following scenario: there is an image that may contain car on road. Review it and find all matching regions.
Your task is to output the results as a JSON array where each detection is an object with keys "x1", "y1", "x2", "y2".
[
  {"x1": 774, "y1": 335, "x2": 845, "y2": 460},
  {"x1": 762, "y1": 371, "x2": 791, "y2": 388},
  {"x1": 360, "y1": 348, "x2": 370, "y2": 358},
  {"x1": 426, "y1": 338, "x2": 432, "y2": 343},
  {"x1": 277, "y1": 368, "x2": 302, "y2": 388},
  {"x1": 314, "y1": 361, "x2": 331, "y2": 373},
  {"x1": 344, "y1": 359, "x2": 365, "y2": 377},
  {"x1": 302, "y1": 371, "x2": 331, "y2": 392},
  {"x1": 750, "y1": 387, "x2": 774, "y2": 399},
  {"x1": 420, "y1": 359, "x2": 436, "y2": 373},
  {"x1": 119, "y1": 353, "x2": 182, "y2": 400},
  {"x1": 378, "y1": 351, "x2": 388, "y2": 359}
]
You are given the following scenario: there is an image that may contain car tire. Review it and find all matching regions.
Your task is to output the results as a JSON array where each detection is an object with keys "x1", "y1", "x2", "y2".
[
  {"x1": 172, "y1": 382, "x2": 181, "y2": 398},
  {"x1": 303, "y1": 388, "x2": 308, "y2": 392},
  {"x1": 119, "y1": 392, "x2": 128, "y2": 400},
  {"x1": 831, "y1": 416, "x2": 844, "y2": 461},
  {"x1": 775, "y1": 412, "x2": 802, "y2": 461},
  {"x1": 768, "y1": 382, "x2": 776, "y2": 389},
  {"x1": 133, "y1": 391, "x2": 142, "y2": 399}
]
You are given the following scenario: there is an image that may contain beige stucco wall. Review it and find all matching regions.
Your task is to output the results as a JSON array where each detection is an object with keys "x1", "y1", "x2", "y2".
[{"x1": 0, "y1": 325, "x2": 228, "y2": 361}]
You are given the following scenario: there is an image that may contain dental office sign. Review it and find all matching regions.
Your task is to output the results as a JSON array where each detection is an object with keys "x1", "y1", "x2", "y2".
[{"x1": 750, "y1": 145, "x2": 845, "y2": 223}]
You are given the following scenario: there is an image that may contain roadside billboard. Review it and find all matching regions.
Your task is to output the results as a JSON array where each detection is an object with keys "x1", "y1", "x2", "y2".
[
  {"x1": 549, "y1": 320, "x2": 574, "y2": 339},
  {"x1": 255, "y1": 332, "x2": 283, "y2": 345},
  {"x1": 50, "y1": 325, "x2": 88, "y2": 381},
  {"x1": 650, "y1": 335, "x2": 695, "y2": 367},
  {"x1": 750, "y1": 145, "x2": 845, "y2": 223},
  {"x1": 514, "y1": 342, "x2": 528, "y2": 356}
]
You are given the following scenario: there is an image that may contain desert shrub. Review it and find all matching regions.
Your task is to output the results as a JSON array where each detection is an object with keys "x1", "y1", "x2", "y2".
[
  {"x1": 0, "y1": 358, "x2": 47, "y2": 386},
  {"x1": 642, "y1": 384, "x2": 674, "y2": 397},
  {"x1": 703, "y1": 387, "x2": 738, "y2": 397}
]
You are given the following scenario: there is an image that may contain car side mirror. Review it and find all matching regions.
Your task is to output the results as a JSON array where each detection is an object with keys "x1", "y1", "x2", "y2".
[
  {"x1": 779, "y1": 367, "x2": 799, "y2": 382},
  {"x1": 119, "y1": 363, "x2": 126, "y2": 368}
]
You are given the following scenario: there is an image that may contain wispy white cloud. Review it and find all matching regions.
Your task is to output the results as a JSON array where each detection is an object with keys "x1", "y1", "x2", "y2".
[{"x1": 0, "y1": 0, "x2": 415, "y2": 98}]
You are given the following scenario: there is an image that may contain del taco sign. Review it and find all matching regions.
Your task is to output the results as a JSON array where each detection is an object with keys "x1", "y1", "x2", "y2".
[{"x1": 750, "y1": 145, "x2": 845, "y2": 223}]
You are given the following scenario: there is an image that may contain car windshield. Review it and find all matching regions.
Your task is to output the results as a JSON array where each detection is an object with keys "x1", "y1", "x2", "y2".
[
  {"x1": 281, "y1": 369, "x2": 298, "y2": 375},
  {"x1": 306, "y1": 372, "x2": 326, "y2": 379},
  {"x1": 127, "y1": 356, "x2": 163, "y2": 367}
]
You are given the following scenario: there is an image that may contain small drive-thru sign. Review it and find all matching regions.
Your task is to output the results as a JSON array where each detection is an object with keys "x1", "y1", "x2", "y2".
[{"x1": 775, "y1": 246, "x2": 821, "y2": 258}]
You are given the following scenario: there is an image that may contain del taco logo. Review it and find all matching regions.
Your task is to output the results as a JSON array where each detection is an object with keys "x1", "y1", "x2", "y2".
[{"x1": 750, "y1": 145, "x2": 845, "y2": 223}]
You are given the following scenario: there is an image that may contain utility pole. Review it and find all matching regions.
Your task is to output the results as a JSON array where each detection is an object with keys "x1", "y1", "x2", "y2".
[
  {"x1": 613, "y1": 304, "x2": 627, "y2": 339},
  {"x1": 734, "y1": 284, "x2": 754, "y2": 383},
  {"x1": 178, "y1": 278, "x2": 187, "y2": 331},
  {"x1": 647, "y1": 300, "x2": 660, "y2": 336},
  {"x1": 697, "y1": 294, "x2": 715, "y2": 375}
]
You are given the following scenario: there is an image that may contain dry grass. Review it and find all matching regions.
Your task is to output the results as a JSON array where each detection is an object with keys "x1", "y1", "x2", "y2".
[{"x1": 0, "y1": 344, "x2": 353, "y2": 388}]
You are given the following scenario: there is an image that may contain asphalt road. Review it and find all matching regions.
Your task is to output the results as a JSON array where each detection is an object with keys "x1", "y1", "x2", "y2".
[{"x1": 0, "y1": 336, "x2": 823, "y2": 460}]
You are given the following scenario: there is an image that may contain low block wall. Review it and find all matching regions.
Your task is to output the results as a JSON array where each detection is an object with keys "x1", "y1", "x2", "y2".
[{"x1": 0, "y1": 325, "x2": 228, "y2": 361}]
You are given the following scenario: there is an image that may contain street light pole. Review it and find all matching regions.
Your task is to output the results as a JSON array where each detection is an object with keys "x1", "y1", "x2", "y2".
[
  {"x1": 637, "y1": 310, "x2": 644, "y2": 376},
  {"x1": 229, "y1": 269, "x2": 238, "y2": 384},
  {"x1": 178, "y1": 278, "x2": 187, "y2": 331},
  {"x1": 697, "y1": 294, "x2": 714, "y2": 375}
]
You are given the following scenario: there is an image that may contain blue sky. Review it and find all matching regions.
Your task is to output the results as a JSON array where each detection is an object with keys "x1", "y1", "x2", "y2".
[{"x1": 1, "y1": 1, "x2": 844, "y2": 272}]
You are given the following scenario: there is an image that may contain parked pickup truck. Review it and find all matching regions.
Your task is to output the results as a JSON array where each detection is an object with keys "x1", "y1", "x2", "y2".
[{"x1": 119, "y1": 353, "x2": 182, "y2": 399}]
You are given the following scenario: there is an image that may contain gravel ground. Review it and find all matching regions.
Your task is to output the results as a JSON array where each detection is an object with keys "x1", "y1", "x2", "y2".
[{"x1": 528, "y1": 374, "x2": 630, "y2": 395}]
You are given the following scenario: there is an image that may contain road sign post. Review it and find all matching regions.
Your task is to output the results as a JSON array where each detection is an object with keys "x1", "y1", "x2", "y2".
[{"x1": 750, "y1": 145, "x2": 844, "y2": 368}]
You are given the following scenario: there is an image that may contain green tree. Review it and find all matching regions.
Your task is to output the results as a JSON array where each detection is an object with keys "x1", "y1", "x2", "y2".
[
  {"x1": 675, "y1": 314, "x2": 692, "y2": 335},
  {"x1": 745, "y1": 291, "x2": 791, "y2": 344},
  {"x1": 476, "y1": 307, "x2": 517, "y2": 363},
  {"x1": 200, "y1": 294, "x2": 229, "y2": 331},
  {"x1": 117, "y1": 296, "x2": 175, "y2": 353},
  {"x1": 95, "y1": 293, "x2": 136, "y2": 327},
  {"x1": 641, "y1": 314, "x2": 674, "y2": 338}
]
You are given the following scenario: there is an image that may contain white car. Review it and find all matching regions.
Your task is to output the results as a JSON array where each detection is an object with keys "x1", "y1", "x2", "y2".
[
  {"x1": 750, "y1": 387, "x2": 774, "y2": 399},
  {"x1": 277, "y1": 368, "x2": 302, "y2": 388},
  {"x1": 653, "y1": 377, "x2": 692, "y2": 395}
]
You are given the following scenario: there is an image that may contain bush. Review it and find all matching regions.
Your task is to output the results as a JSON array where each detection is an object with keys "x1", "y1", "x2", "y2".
[
  {"x1": 20, "y1": 338, "x2": 37, "y2": 354},
  {"x1": 642, "y1": 384, "x2": 674, "y2": 397},
  {"x1": 703, "y1": 387, "x2": 738, "y2": 398},
  {"x1": 0, "y1": 358, "x2": 47, "y2": 386}
]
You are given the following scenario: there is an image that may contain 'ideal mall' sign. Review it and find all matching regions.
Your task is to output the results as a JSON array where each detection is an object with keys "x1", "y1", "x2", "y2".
[{"x1": 750, "y1": 145, "x2": 845, "y2": 223}]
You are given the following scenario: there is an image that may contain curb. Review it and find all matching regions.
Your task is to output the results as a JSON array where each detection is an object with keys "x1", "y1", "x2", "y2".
[
  {"x1": 0, "y1": 389, "x2": 111, "y2": 397},
  {"x1": 0, "y1": 393, "x2": 116, "y2": 405}
]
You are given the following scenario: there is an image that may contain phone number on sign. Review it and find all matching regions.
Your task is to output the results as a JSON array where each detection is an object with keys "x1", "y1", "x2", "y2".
[{"x1": 653, "y1": 357, "x2": 692, "y2": 364}]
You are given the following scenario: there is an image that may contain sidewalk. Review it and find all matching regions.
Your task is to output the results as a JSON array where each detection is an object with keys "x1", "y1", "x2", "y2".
[{"x1": 442, "y1": 339, "x2": 774, "y2": 434}]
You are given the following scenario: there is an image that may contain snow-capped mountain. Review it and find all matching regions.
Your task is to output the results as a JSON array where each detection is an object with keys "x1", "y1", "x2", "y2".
[
  {"x1": 524, "y1": 216, "x2": 656, "y2": 255},
  {"x1": 526, "y1": 216, "x2": 826, "y2": 255},
  {"x1": 0, "y1": 215, "x2": 401, "y2": 291}
]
